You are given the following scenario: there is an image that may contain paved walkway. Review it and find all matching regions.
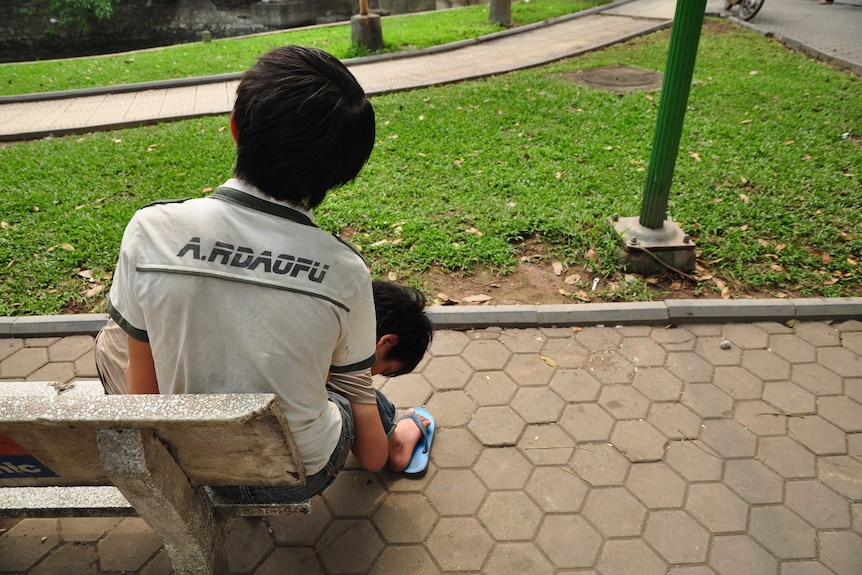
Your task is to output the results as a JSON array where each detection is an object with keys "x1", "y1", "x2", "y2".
[
  {"x1": 0, "y1": 0, "x2": 860, "y2": 141},
  {"x1": 2, "y1": 0, "x2": 862, "y2": 573}
]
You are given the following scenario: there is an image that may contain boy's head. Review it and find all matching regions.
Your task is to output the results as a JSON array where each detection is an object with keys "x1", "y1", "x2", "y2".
[
  {"x1": 371, "y1": 281, "x2": 434, "y2": 377},
  {"x1": 231, "y1": 46, "x2": 375, "y2": 209}
]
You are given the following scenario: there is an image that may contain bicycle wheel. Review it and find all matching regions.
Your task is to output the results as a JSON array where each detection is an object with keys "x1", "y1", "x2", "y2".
[{"x1": 738, "y1": 0, "x2": 765, "y2": 20}]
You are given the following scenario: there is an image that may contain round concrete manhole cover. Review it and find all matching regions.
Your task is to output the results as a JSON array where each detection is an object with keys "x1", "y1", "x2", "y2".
[{"x1": 560, "y1": 65, "x2": 664, "y2": 94}]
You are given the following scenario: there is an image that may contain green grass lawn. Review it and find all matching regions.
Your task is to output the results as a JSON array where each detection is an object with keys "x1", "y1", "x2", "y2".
[
  {"x1": 0, "y1": 0, "x2": 609, "y2": 96},
  {"x1": 1, "y1": 18, "x2": 860, "y2": 315}
]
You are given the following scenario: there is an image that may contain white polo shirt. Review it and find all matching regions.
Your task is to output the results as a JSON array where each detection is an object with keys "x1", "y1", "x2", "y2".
[{"x1": 108, "y1": 179, "x2": 376, "y2": 474}]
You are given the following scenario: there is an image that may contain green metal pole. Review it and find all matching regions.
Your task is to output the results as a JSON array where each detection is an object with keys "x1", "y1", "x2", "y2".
[{"x1": 639, "y1": 0, "x2": 707, "y2": 229}]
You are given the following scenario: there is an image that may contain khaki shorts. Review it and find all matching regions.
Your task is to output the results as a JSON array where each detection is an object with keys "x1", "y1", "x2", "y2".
[{"x1": 94, "y1": 318, "x2": 129, "y2": 395}]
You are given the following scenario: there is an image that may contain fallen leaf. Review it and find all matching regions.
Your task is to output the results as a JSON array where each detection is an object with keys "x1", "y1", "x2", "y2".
[
  {"x1": 564, "y1": 274, "x2": 581, "y2": 285},
  {"x1": 558, "y1": 288, "x2": 571, "y2": 296},
  {"x1": 387, "y1": 271, "x2": 398, "y2": 281},
  {"x1": 552, "y1": 262, "x2": 564, "y2": 276},
  {"x1": 435, "y1": 293, "x2": 459, "y2": 305},
  {"x1": 749, "y1": 70, "x2": 758, "y2": 75},
  {"x1": 540, "y1": 356, "x2": 558, "y2": 369},
  {"x1": 689, "y1": 151, "x2": 701, "y2": 161},
  {"x1": 785, "y1": 139, "x2": 795, "y2": 145},
  {"x1": 77, "y1": 269, "x2": 94, "y2": 281},
  {"x1": 670, "y1": 281, "x2": 682, "y2": 291},
  {"x1": 823, "y1": 277, "x2": 840, "y2": 286},
  {"x1": 757, "y1": 238, "x2": 770, "y2": 248},
  {"x1": 713, "y1": 277, "x2": 727, "y2": 290},
  {"x1": 848, "y1": 258, "x2": 858, "y2": 266},
  {"x1": 371, "y1": 239, "x2": 389, "y2": 247},
  {"x1": 84, "y1": 284, "x2": 104, "y2": 298},
  {"x1": 740, "y1": 224, "x2": 749, "y2": 231},
  {"x1": 721, "y1": 286, "x2": 731, "y2": 299},
  {"x1": 770, "y1": 263, "x2": 787, "y2": 273},
  {"x1": 739, "y1": 194, "x2": 749, "y2": 203},
  {"x1": 202, "y1": 187, "x2": 213, "y2": 194},
  {"x1": 555, "y1": 172, "x2": 563, "y2": 180},
  {"x1": 466, "y1": 227, "x2": 483, "y2": 237},
  {"x1": 741, "y1": 119, "x2": 753, "y2": 124},
  {"x1": 462, "y1": 294, "x2": 493, "y2": 303},
  {"x1": 839, "y1": 231, "x2": 853, "y2": 241},
  {"x1": 571, "y1": 326, "x2": 583, "y2": 333},
  {"x1": 1, "y1": 221, "x2": 8, "y2": 229}
]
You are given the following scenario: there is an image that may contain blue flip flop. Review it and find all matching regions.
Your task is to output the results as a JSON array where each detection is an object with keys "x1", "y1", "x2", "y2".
[{"x1": 400, "y1": 406, "x2": 435, "y2": 477}]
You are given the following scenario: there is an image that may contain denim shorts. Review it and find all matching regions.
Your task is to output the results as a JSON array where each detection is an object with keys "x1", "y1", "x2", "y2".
[{"x1": 212, "y1": 389, "x2": 397, "y2": 504}]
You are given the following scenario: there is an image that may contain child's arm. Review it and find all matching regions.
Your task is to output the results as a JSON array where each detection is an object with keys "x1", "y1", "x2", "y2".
[{"x1": 127, "y1": 336, "x2": 159, "y2": 394}]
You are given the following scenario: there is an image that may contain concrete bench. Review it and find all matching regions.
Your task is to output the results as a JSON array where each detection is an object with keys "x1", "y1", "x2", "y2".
[{"x1": 0, "y1": 381, "x2": 309, "y2": 575}]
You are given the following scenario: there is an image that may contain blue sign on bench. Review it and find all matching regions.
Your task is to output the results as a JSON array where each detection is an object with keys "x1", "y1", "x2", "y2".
[{"x1": 0, "y1": 433, "x2": 58, "y2": 478}]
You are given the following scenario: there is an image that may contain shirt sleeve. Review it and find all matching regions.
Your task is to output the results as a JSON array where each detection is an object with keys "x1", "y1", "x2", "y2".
[
  {"x1": 107, "y1": 212, "x2": 149, "y2": 342},
  {"x1": 328, "y1": 264, "x2": 377, "y2": 404}
]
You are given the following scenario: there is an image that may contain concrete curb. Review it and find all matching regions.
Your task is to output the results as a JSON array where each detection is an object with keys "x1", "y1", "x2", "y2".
[{"x1": 3, "y1": 298, "x2": 860, "y2": 338}]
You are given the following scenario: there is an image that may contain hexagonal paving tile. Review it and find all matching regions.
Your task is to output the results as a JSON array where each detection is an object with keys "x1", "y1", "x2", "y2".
[
  {"x1": 709, "y1": 534, "x2": 778, "y2": 575},
  {"x1": 723, "y1": 459, "x2": 784, "y2": 504},
  {"x1": 559, "y1": 403, "x2": 615, "y2": 442},
  {"x1": 498, "y1": 328, "x2": 546, "y2": 353},
  {"x1": 548, "y1": 368, "x2": 603, "y2": 402},
  {"x1": 648, "y1": 401, "x2": 703, "y2": 440},
  {"x1": 685, "y1": 483, "x2": 749, "y2": 533},
  {"x1": 749, "y1": 506, "x2": 816, "y2": 559},
  {"x1": 569, "y1": 442, "x2": 631, "y2": 486},
  {"x1": 741, "y1": 349, "x2": 791, "y2": 381},
  {"x1": 368, "y1": 546, "x2": 436, "y2": 575},
  {"x1": 610, "y1": 420, "x2": 668, "y2": 462},
  {"x1": 372, "y1": 493, "x2": 438, "y2": 544},
  {"x1": 525, "y1": 465, "x2": 589, "y2": 512},
  {"x1": 473, "y1": 447, "x2": 533, "y2": 490},
  {"x1": 667, "y1": 351, "x2": 715, "y2": 383},
  {"x1": 733, "y1": 400, "x2": 787, "y2": 436},
  {"x1": 425, "y1": 517, "x2": 493, "y2": 572},
  {"x1": 541, "y1": 338, "x2": 589, "y2": 368},
  {"x1": 758, "y1": 436, "x2": 817, "y2": 478},
  {"x1": 464, "y1": 371, "x2": 517, "y2": 406},
  {"x1": 477, "y1": 491, "x2": 542, "y2": 540},
  {"x1": 510, "y1": 386, "x2": 565, "y2": 423},
  {"x1": 625, "y1": 461, "x2": 687, "y2": 509},
  {"x1": 267, "y1": 502, "x2": 332, "y2": 546},
  {"x1": 818, "y1": 347, "x2": 862, "y2": 378},
  {"x1": 712, "y1": 366, "x2": 764, "y2": 400},
  {"x1": 596, "y1": 539, "x2": 666, "y2": 575},
  {"x1": 768, "y1": 333, "x2": 817, "y2": 363},
  {"x1": 98, "y1": 518, "x2": 163, "y2": 573},
  {"x1": 582, "y1": 487, "x2": 647, "y2": 537},
  {"x1": 0, "y1": 519, "x2": 61, "y2": 571},
  {"x1": 576, "y1": 327, "x2": 623, "y2": 351},
  {"x1": 424, "y1": 469, "x2": 487, "y2": 516},
  {"x1": 584, "y1": 351, "x2": 634, "y2": 384},
  {"x1": 722, "y1": 323, "x2": 769, "y2": 349},
  {"x1": 619, "y1": 336, "x2": 667, "y2": 367},
  {"x1": 644, "y1": 509, "x2": 710, "y2": 564},
  {"x1": 791, "y1": 363, "x2": 844, "y2": 396},
  {"x1": 317, "y1": 520, "x2": 384, "y2": 574},
  {"x1": 482, "y1": 542, "x2": 554, "y2": 575},
  {"x1": 431, "y1": 427, "x2": 482, "y2": 468},
  {"x1": 424, "y1": 390, "x2": 477, "y2": 427},
  {"x1": 788, "y1": 415, "x2": 847, "y2": 455},
  {"x1": 428, "y1": 330, "x2": 470, "y2": 356},
  {"x1": 796, "y1": 322, "x2": 841, "y2": 346},
  {"x1": 762, "y1": 381, "x2": 816, "y2": 415},
  {"x1": 461, "y1": 339, "x2": 512, "y2": 371},
  {"x1": 599, "y1": 385, "x2": 650, "y2": 419},
  {"x1": 322, "y1": 470, "x2": 386, "y2": 517},
  {"x1": 535, "y1": 514, "x2": 602, "y2": 569},
  {"x1": 468, "y1": 405, "x2": 526, "y2": 446},
  {"x1": 695, "y1": 336, "x2": 742, "y2": 367},
  {"x1": 632, "y1": 367, "x2": 684, "y2": 401},
  {"x1": 817, "y1": 531, "x2": 862, "y2": 575},
  {"x1": 378, "y1": 373, "x2": 433, "y2": 408},
  {"x1": 504, "y1": 353, "x2": 556, "y2": 386},
  {"x1": 518, "y1": 423, "x2": 575, "y2": 465},
  {"x1": 818, "y1": 396, "x2": 862, "y2": 432},
  {"x1": 785, "y1": 480, "x2": 851, "y2": 529},
  {"x1": 664, "y1": 440, "x2": 723, "y2": 482},
  {"x1": 699, "y1": 419, "x2": 757, "y2": 458},
  {"x1": 421, "y1": 355, "x2": 473, "y2": 390},
  {"x1": 819, "y1": 456, "x2": 862, "y2": 500},
  {"x1": 681, "y1": 383, "x2": 734, "y2": 418}
]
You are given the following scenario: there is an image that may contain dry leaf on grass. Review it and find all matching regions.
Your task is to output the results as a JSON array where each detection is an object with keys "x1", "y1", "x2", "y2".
[{"x1": 462, "y1": 294, "x2": 493, "y2": 303}]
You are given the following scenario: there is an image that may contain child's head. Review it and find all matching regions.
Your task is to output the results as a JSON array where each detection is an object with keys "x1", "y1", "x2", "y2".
[
  {"x1": 371, "y1": 281, "x2": 434, "y2": 377},
  {"x1": 231, "y1": 45, "x2": 375, "y2": 209}
]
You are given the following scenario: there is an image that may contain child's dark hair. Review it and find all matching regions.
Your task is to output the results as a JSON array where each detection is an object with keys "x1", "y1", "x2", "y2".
[
  {"x1": 373, "y1": 281, "x2": 434, "y2": 377},
  {"x1": 232, "y1": 45, "x2": 375, "y2": 208}
]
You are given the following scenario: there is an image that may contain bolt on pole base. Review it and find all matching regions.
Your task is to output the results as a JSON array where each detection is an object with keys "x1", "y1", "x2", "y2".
[{"x1": 610, "y1": 215, "x2": 697, "y2": 276}]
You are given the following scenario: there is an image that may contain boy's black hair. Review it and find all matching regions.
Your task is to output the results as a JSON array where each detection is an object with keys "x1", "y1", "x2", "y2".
[
  {"x1": 373, "y1": 281, "x2": 434, "y2": 377},
  {"x1": 232, "y1": 45, "x2": 375, "y2": 209}
]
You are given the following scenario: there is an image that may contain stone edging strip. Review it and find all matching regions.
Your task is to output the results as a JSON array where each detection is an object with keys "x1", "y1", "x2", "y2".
[{"x1": 2, "y1": 298, "x2": 860, "y2": 338}]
